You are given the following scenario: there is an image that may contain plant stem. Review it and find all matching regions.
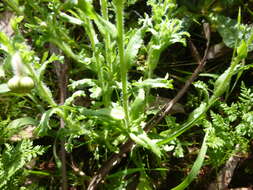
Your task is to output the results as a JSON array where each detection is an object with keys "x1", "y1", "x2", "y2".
[
  {"x1": 87, "y1": 39, "x2": 209, "y2": 190},
  {"x1": 100, "y1": 0, "x2": 112, "y2": 72},
  {"x1": 2, "y1": 0, "x2": 23, "y2": 15},
  {"x1": 85, "y1": 18, "x2": 107, "y2": 106},
  {"x1": 87, "y1": 26, "x2": 211, "y2": 187},
  {"x1": 100, "y1": 0, "x2": 113, "y2": 107},
  {"x1": 26, "y1": 64, "x2": 57, "y2": 107},
  {"x1": 115, "y1": 0, "x2": 129, "y2": 127},
  {"x1": 58, "y1": 61, "x2": 68, "y2": 190}
]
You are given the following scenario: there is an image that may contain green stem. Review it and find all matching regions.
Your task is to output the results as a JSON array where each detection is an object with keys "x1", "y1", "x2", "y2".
[
  {"x1": 115, "y1": 0, "x2": 129, "y2": 127},
  {"x1": 158, "y1": 55, "x2": 242, "y2": 146},
  {"x1": 145, "y1": 47, "x2": 161, "y2": 107},
  {"x1": 25, "y1": 169, "x2": 51, "y2": 176},
  {"x1": 100, "y1": 0, "x2": 113, "y2": 107},
  {"x1": 100, "y1": 0, "x2": 112, "y2": 71},
  {"x1": 26, "y1": 64, "x2": 57, "y2": 107},
  {"x1": 2, "y1": 0, "x2": 23, "y2": 15},
  {"x1": 85, "y1": 19, "x2": 106, "y2": 105}
]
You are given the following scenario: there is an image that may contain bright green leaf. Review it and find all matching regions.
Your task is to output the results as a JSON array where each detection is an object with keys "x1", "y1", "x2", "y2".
[
  {"x1": 130, "y1": 88, "x2": 145, "y2": 120},
  {"x1": 133, "y1": 78, "x2": 173, "y2": 89},
  {"x1": 130, "y1": 130, "x2": 161, "y2": 157},
  {"x1": 125, "y1": 29, "x2": 143, "y2": 69}
]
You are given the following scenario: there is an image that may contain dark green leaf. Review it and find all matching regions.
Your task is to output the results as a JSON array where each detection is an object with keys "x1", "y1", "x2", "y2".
[{"x1": 171, "y1": 132, "x2": 209, "y2": 190}]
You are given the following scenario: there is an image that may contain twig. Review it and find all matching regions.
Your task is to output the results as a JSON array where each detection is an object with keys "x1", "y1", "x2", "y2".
[
  {"x1": 50, "y1": 44, "x2": 68, "y2": 190},
  {"x1": 208, "y1": 144, "x2": 242, "y2": 190},
  {"x1": 59, "y1": 63, "x2": 68, "y2": 190},
  {"x1": 87, "y1": 23, "x2": 211, "y2": 190}
]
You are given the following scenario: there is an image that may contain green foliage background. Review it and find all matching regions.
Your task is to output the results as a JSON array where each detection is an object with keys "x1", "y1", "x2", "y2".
[{"x1": 0, "y1": 0, "x2": 253, "y2": 189}]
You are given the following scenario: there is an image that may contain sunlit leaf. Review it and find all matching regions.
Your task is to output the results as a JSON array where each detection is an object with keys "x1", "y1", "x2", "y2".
[
  {"x1": 125, "y1": 29, "x2": 143, "y2": 69},
  {"x1": 213, "y1": 67, "x2": 231, "y2": 98},
  {"x1": 89, "y1": 86, "x2": 102, "y2": 99},
  {"x1": 133, "y1": 78, "x2": 173, "y2": 89},
  {"x1": 59, "y1": 12, "x2": 84, "y2": 25},
  {"x1": 38, "y1": 53, "x2": 62, "y2": 79},
  {"x1": 236, "y1": 40, "x2": 248, "y2": 59},
  {"x1": 78, "y1": 107, "x2": 124, "y2": 120},
  {"x1": 193, "y1": 81, "x2": 209, "y2": 102},
  {"x1": 68, "y1": 79, "x2": 96, "y2": 90},
  {"x1": 35, "y1": 108, "x2": 62, "y2": 136},
  {"x1": 64, "y1": 90, "x2": 86, "y2": 105},
  {"x1": 130, "y1": 88, "x2": 145, "y2": 120},
  {"x1": 130, "y1": 130, "x2": 161, "y2": 157},
  {"x1": 77, "y1": 0, "x2": 97, "y2": 19},
  {"x1": 110, "y1": 106, "x2": 125, "y2": 120},
  {"x1": 95, "y1": 16, "x2": 117, "y2": 39}
]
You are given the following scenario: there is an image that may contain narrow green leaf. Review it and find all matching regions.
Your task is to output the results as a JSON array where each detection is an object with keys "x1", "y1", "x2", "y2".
[
  {"x1": 133, "y1": 78, "x2": 173, "y2": 89},
  {"x1": 78, "y1": 107, "x2": 124, "y2": 120},
  {"x1": 130, "y1": 130, "x2": 161, "y2": 157},
  {"x1": 59, "y1": 12, "x2": 84, "y2": 25},
  {"x1": 25, "y1": 169, "x2": 51, "y2": 176},
  {"x1": 53, "y1": 142, "x2": 62, "y2": 169},
  {"x1": 10, "y1": 16, "x2": 24, "y2": 33},
  {"x1": 171, "y1": 132, "x2": 209, "y2": 190},
  {"x1": 213, "y1": 67, "x2": 231, "y2": 98},
  {"x1": 147, "y1": 46, "x2": 162, "y2": 72},
  {"x1": 130, "y1": 88, "x2": 145, "y2": 120},
  {"x1": 158, "y1": 102, "x2": 207, "y2": 146},
  {"x1": 187, "y1": 102, "x2": 207, "y2": 122},
  {"x1": 237, "y1": 7, "x2": 241, "y2": 26},
  {"x1": 38, "y1": 53, "x2": 61, "y2": 79},
  {"x1": 107, "y1": 168, "x2": 167, "y2": 179},
  {"x1": 236, "y1": 40, "x2": 248, "y2": 59},
  {"x1": 37, "y1": 82, "x2": 55, "y2": 106},
  {"x1": 137, "y1": 173, "x2": 153, "y2": 190},
  {"x1": 0, "y1": 32, "x2": 10, "y2": 51}
]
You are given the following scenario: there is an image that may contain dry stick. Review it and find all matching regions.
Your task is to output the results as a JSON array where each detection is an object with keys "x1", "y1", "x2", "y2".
[
  {"x1": 87, "y1": 24, "x2": 211, "y2": 190},
  {"x1": 59, "y1": 63, "x2": 68, "y2": 190},
  {"x1": 51, "y1": 44, "x2": 68, "y2": 190},
  {"x1": 59, "y1": 121, "x2": 68, "y2": 190}
]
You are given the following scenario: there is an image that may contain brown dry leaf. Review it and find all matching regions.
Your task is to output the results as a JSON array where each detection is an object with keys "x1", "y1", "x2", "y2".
[
  {"x1": 10, "y1": 125, "x2": 36, "y2": 141},
  {"x1": 0, "y1": 11, "x2": 14, "y2": 37}
]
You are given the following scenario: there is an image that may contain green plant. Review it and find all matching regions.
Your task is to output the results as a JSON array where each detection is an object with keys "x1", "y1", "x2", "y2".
[
  {"x1": 0, "y1": 0, "x2": 253, "y2": 189},
  {"x1": 0, "y1": 140, "x2": 45, "y2": 189}
]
